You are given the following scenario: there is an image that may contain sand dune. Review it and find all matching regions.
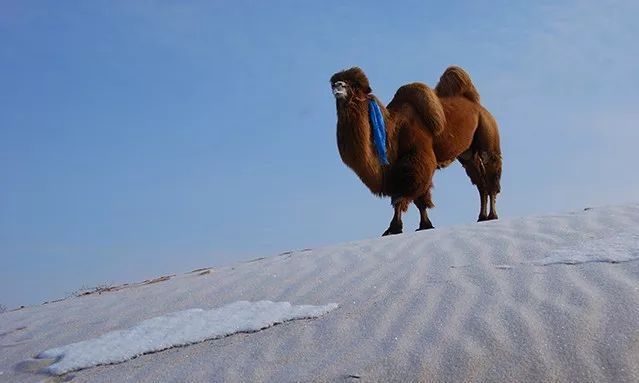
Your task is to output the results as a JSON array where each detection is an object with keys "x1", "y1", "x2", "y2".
[{"x1": 1, "y1": 204, "x2": 639, "y2": 382}]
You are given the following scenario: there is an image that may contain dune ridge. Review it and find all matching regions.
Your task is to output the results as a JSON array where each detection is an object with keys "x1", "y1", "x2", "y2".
[{"x1": 1, "y1": 204, "x2": 639, "y2": 382}]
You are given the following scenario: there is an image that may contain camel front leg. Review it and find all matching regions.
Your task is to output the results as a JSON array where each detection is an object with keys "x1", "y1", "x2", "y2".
[
  {"x1": 382, "y1": 197, "x2": 409, "y2": 236},
  {"x1": 414, "y1": 193, "x2": 435, "y2": 231}
]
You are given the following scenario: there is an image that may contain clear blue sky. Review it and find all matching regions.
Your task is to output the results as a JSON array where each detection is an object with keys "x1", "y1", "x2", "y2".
[{"x1": 1, "y1": 0, "x2": 638, "y2": 309}]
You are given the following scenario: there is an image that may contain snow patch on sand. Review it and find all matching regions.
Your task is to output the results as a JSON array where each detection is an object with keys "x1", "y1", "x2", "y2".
[
  {"x1": 38, "y1": 300, "x2": 338, "y2": 375},
  {"x1": 535, "y1": 233, "x2": 639, "y2": 265}
]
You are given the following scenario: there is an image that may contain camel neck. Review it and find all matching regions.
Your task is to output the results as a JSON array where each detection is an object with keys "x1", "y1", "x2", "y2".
[{"x1": 335, "y1": 98, "x2": 385, "y2": 195}]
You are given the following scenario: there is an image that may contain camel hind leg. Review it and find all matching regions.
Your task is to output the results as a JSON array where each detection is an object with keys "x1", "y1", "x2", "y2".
[
  {"x1": 458, "y1": 150, "x2": 488, "y2": 221},
  {"x1": 458, "y1": 149, "x2": 501, "y2": 222},
  {"x1": 485, "y1": 153, "x2": 501, "y2": 220},
  {"x1": 459, "y1": 106, "x2": 502, "y2": 222},
  {"x1": 479, "y1": 189, "x2": 488, "y2": 220}
]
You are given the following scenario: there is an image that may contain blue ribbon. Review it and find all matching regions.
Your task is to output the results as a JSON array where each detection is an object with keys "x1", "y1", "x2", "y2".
[{"x1": 368, "y1": 99, "x2": 389, "y2": 165}]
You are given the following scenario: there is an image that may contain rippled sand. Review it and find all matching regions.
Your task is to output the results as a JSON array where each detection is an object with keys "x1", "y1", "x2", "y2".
[{"x1": 2, "y1": 204, "x2": 639, "y2": 382}]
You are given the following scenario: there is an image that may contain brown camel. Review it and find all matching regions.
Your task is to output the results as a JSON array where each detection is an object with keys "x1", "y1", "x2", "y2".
[{"x1": 330, "y1": 66, "x2": 501, "y2": 235}]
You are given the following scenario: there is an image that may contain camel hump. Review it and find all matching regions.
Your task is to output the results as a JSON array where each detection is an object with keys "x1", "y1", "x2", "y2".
[
  {"x1": 435, "y1": 66, "x2": 480, "y2": 103},
  {"x1": 388, "y1": 82, "x2": 446, "y2": 136}
]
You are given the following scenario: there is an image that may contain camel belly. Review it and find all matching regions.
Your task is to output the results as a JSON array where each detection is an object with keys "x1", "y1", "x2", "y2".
[{"x1": 436, "y1": 158, "x2": 456, "y2": 169}]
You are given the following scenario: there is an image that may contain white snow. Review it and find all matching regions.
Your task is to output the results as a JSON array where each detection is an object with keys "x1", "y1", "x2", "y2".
[
  {"x1": 38, "y1": 300, "x2": 338, "y2": 375},
  {"x1": 534, "y1": 232, "x2": 639, "y2": 265}
]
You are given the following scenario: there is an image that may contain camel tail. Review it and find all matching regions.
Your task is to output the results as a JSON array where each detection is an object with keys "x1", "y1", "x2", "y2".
[
  {"x1": 435, "y1": 66, "x2": 480, "y2": 103},
  {"x1": 388, "y1": 83, "x2": 446, "y2": 136}
]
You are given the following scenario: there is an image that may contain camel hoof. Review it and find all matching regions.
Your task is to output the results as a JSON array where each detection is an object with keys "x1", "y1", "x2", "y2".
[
  {"x1": 382, "y1": 227, "x2": 402, "y2": 236},
  {"x1": 478, "y1": 214, "x2": 498, "y2": 222}
]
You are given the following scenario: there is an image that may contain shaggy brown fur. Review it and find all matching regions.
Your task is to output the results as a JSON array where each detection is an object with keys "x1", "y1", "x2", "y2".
[
  {"x1": 435, "y1": 66, "x2": 481, "y2": 103},
  {"x1": 330, "y1": 66, "x2": 502, "y2": 234}
]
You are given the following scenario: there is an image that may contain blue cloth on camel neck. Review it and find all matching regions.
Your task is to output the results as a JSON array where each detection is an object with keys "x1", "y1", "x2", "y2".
[{"x1": 368, "y1": 98, "x2": 390, "y2": 165}]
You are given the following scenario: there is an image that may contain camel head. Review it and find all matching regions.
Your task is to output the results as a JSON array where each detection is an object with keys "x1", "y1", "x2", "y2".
[{"x1": 330, "y1": 67, "x2": 372, "y2": 103}]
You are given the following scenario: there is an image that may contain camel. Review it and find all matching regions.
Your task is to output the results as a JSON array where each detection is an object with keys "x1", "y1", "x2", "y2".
[{"x1": 330, "y1": 66, "x2": 501, "y2": 235}]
